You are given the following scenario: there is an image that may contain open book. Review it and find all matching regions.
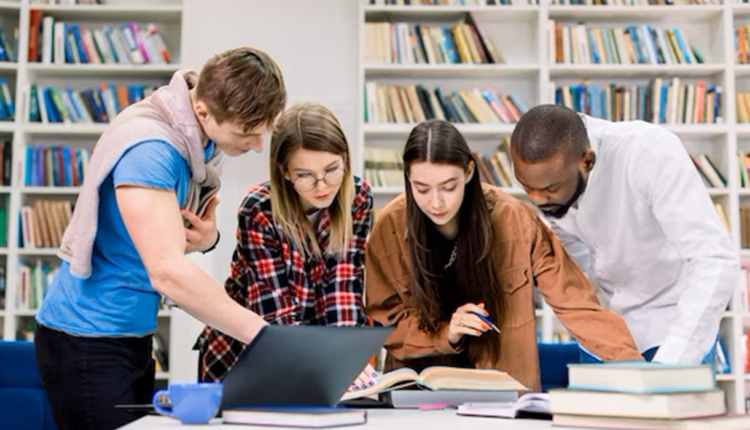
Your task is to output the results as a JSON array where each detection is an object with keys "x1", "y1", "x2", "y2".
[
  {"x1": 456, "y1": 392, "x2": 551, "y2": 420},
  {"x1": 341, "y1": 366, "x2": 527, "y2": 402}
]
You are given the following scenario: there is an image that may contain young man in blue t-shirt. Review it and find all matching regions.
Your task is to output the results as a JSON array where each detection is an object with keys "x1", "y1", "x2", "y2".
[{"x1": 34, "y1": 47, "x2": 287, "y2": 430}]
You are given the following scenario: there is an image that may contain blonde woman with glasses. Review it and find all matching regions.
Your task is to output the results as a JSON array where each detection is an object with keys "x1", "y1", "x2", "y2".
[{"x1": 195, "y1": 102, "x2": 376, "y2": 390}]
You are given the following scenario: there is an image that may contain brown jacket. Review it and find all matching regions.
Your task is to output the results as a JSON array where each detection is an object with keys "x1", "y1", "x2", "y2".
[{"x1": 365, "y1": 185, "x2": 642, "y2": 391}]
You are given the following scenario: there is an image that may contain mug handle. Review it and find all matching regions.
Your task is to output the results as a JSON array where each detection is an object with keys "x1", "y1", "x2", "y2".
[{"x1": 152, "y1": 390, "x2": 174, "y2": 418}]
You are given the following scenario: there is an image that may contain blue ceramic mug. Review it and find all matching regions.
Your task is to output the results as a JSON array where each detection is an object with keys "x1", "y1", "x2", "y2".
[{"x1": 152, "y1": 382, "x2": 223, "y2": 424}]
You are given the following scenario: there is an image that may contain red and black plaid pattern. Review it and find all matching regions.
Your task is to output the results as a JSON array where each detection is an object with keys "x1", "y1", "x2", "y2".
[{"x1": 196, "y1": 177, "x2": 373, "y2": 382}]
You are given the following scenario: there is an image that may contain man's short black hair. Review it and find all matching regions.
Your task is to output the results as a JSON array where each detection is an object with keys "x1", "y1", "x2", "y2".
[{"x1": 510, "y1": 104, "x2": 590, "y2": 163}]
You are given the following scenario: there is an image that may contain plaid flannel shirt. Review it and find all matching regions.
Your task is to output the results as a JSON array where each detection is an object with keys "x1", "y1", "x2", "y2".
[{"x1": 196, "y1": 177, "x2": 373, "y2": 382}]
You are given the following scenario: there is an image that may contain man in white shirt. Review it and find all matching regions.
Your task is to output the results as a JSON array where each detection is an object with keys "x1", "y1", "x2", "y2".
[{"x1": 509, "y1": 104, "x2": 738, "y2": 364}]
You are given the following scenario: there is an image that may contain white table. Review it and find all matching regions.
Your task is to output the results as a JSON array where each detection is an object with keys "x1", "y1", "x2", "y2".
[{"x1": 118, "y1": 409, "x2": 574, "y2": 429}]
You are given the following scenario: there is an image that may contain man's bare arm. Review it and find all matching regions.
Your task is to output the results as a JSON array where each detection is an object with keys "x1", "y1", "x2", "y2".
[{"x1": 116, "y1": 185, "x2": 266, "y2": 344}]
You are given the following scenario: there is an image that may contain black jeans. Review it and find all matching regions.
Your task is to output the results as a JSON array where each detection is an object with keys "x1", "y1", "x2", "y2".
[{"x1": 34, "y1": 324, "x2": 155, "y2": 430}]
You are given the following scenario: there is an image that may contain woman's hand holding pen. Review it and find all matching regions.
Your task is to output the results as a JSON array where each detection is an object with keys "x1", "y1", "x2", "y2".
[{"x1": 448, "y1": 303, "x2": 497, "y2": 345}]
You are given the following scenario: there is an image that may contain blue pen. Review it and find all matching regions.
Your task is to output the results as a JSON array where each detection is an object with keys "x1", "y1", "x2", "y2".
[{"x1": 472, "y1": 311, "x2": 501, "y2": 333}]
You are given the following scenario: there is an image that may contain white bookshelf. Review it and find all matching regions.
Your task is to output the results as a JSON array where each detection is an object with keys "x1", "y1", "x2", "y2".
[
  {"x1": 358, "y1": 0, "x2": 749, "y2": 413},
  {"x1": 0, "y1": 0, "x2": 184, "y2": 387}
]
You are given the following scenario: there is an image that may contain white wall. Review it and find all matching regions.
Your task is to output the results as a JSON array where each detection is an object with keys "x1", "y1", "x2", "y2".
[{"x1": 170, "y1": 0, "x2": 360, "y2": 382}]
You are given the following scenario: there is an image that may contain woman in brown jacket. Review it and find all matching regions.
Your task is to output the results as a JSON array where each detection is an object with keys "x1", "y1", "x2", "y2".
[{"x1": 365, "y1": 119, "x2": 643, "y2": 391}]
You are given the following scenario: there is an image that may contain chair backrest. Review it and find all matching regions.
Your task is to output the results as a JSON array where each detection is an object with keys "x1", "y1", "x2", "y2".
[
  {"x1": 537, "y1": 341, "x2": 580, "y2": 392},
  {"x1": 0, "y1": 340, "x2": 43, "y2": 388}
]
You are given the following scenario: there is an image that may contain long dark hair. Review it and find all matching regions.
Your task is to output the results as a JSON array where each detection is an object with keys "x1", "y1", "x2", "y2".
[{"x1": 403, "y1": 119, "x2": 505, "y2": 364}]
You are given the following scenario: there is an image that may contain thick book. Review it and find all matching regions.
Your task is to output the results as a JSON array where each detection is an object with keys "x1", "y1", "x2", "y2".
[
  {"x1": 341, "y1": 366, "x2": 527, "y2": 402},
  {"x1": 567, "y1": 363, "x2": 715, "y2": 393},
  {"x1": 552, "y1": 413, "x2": 750, "y2": 430},
  {"x1": 549, "y1": 389, "x2": 725, "y2": 420},
  {"x1": 222, "y1": 407, "x2": 366, "y2": 428}
]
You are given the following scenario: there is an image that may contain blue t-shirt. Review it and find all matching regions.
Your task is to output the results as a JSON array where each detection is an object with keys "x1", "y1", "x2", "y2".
[{"x1": 37, "y1": 140, "x2": 215, "y2": 337}]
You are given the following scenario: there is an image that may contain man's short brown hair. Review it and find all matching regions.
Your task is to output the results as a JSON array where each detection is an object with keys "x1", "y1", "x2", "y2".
[{"x1": 196, "y1": 46, "x2": 286, "y2": 132}]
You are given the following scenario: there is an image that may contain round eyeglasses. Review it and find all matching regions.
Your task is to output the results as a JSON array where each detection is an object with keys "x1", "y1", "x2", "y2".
[{"x1": 289, "y1": 167, "x2": 346, "y2": 192}]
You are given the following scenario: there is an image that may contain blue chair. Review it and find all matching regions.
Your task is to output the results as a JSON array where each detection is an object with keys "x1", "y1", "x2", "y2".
[
  {"x1": 537, "y1": 341, "x2": 580, "y2": 392},
  {"x1": 0, "y1": 340, "x2": 56, "y2": 430}
]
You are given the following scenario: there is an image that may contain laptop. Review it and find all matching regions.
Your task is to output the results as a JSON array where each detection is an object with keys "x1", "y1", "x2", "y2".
[{"x1": 220, "y1": 325, "x2": 394, "y2": 409}]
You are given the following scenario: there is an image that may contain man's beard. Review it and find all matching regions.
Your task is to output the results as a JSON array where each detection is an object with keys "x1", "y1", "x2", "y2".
[{"x1": 540, "y1": 172, "x2": 587, "y2": 219}]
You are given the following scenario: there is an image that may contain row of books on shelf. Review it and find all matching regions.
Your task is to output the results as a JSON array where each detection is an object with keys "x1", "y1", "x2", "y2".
[
  {"x1": 736, "y1": 26, "x2": 750, "y2": 66},
  {"x1": 368, "y1": 0, "x2": 715, "y2": 4},
  {"x1": 551, "y1": 22, "x2": 703, "y2": 66},
  {"x1": 0, "y1": 141, "x2": 11, "y2": 187},
  {"x1": 0, "y1": 78, "x2": 15, "y2": 122},
  {"x1": 19, "y1": 199, "x2": 73, "y2": 249},
  {"x1": 556, "y1": 79, "x2": 722, "y2": 125},
  {"x1": 368, "y1": 0, "x2": 539, "y2": 5},
  {"x1": 738, "y1": 208, "x2": 750, "y2": 248},
  {"x1": 28, "y1": 82, "x2": 159, "y2": 124},
  {"x1": 25, "y1": 145, "x2": 92, "y2": 187},
  {"x1": 550, "y1": 0, "x2": 718, "y2": 4},
  {"x1": 364, "y1": 82, "x2": 528, "y2": 124},
  {"x1": 31, "y1": 11, "x2": 173, "y2": 65},
  {"x1": 16, "y1": 259, "x2": 56, "y2": 312},
  {"x1": 369, "y1": 143, "x2": 727, "y2": 197},
  {"x1": 735, "y1": 92, "x2": 750, "y2": 124},
  {"x1": 153, "y1": 331, "x2": 168, "y2": 372},
  {"x1": 31, "y1": 0, "x2": 102, "y2": 4},
  {"x1": 364, "y1": 20, "x2": 502, "y2": 65},
  {"x1": 0, "y1": 27, "x2": 17, "y2": 63},
  {"x1": 365, "y1": 147, "x2": 404, "y2": 188}
]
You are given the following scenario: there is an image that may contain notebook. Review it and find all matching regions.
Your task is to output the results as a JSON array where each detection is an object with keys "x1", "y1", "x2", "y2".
[
  {"x1": 456, "y1": 392, "x2": 551, "y2": 420},
  {"x1": 222, "y1": 406, "x2": 367, "y2": 428}
]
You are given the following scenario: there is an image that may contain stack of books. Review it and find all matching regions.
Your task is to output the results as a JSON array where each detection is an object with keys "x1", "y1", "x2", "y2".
[{"x1": 550, "y1": 363, "x2": 750, "y2": 429}]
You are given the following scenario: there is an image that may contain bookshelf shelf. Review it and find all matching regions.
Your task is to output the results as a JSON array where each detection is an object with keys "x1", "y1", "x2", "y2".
[
  {"x1": 27, "y1": 63, "x2": 182, "y2": 77},
  {"x1": 372, "y1": 185, "x2": 526, "y2": 198},
  {"x1": 0, "y1": 63, "x2": 17, "y2": 72},
  {"x1": 363, "y1": 5, "x2": 539, "y2": 19},
  {"x1": 20, "y1": 186, "x2": 81, "y2": 195},
  {"x1": 0, "y1": 2, "x2": 19, "y2": 11},
  {"x1": 662, "y1": 124, "x2": 727, "y2": 138},
  {"x1": 372, "y1": 186, "x2": 406, "y2": 196},
  {"x1": 155, "y1": 372, "x2": 170, "y2": 380},
  {"x1": 157, "y1": 310, "x2": 171, "y2": 318},
  {"x1": 0, "y1": 247, "x2": 8, "y2": 255},
  {"x1": 548, "y1": 5, "x2": 723, "y2": 20},
  {"x1": 364, "y1": 64, "x2": 539, "y2": 79},
  {"x1": 738, "y1": 189, "x2": 750, "y2": 197},
  {"x1": 23, "y1": 123, "x2": 108, "y2": 135},
  {"x1": 14, "y1": 309, "x2": 36, "y2": 317},
  {"x1": 734, "y1": 4, "x2": 750, "y2": 17},
  {"x1": 0, "y1": 122, "x2": 14, "y2": 133},
  {"x1": 363, "y1": 123, "x2": 515, "y2": 137},
  {"x1": 709, "y1": 188, "x2": 730, "y2": 197},
  {"x1": 717, "y1": 374, "x2": 735, "y2": 382},
  {"x1": 17, "y1": 248, "x2": 58, "y2": 257},
  {"x1": 550, "y1": 64, "x2": 726, "y2": 78},
  {"x1": 31, "y1": 4, "x2": 183, "y2": 21},
  {"x1": 737, "y1": 125, "x2": 750, "y2": 137},
  {"x1": 734, "y1": 65, "x2": 750, "y2": 78}
]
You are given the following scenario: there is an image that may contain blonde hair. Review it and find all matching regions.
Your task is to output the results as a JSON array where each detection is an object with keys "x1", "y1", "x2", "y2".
[{"x1": 270, "y1": 103, "x2": 355, "y2": 259}]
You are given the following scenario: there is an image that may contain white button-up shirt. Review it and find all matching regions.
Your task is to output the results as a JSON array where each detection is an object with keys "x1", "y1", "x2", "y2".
[{"x1": 546, "y1": 115, "x2": 738, "y2": 364}]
